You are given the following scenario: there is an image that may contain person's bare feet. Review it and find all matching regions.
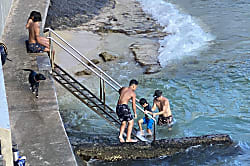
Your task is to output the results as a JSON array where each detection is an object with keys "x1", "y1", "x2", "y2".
[
  {"x1": 140, "y1": 131, "x2": 144, "y2": 136},
  {"x1": 119, "y1": 136, "x2": 125, "y2": 143},
  {"x1": 126, "y1": 139, "x2": 137, "y2": 143}
]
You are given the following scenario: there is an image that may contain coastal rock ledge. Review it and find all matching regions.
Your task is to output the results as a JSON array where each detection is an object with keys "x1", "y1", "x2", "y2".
[
  {"x1": 76, "y1": 134, "x2": 233, "y2": 162},
  {"x1": 130, "y1": 43, "x2": 161, "y2": 74},
  {"x1": 46, "y1": 0, "x2": 168, "y2": 75}
]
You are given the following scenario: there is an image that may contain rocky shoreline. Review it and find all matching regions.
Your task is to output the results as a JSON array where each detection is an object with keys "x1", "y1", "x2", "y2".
[
  {"x1": 46, "y1": 0, "x2": 168, "y2": 74},
  {"x1": 45, "y1": 0, "x2": 115, "y2": 30}
]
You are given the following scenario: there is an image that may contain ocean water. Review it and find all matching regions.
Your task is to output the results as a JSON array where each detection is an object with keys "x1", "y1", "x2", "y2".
[
  {"x1": 57, "y1": 0, "x2": 250, "y2": 165},
  {"x1": 137, "y1": 0, "x2": 214, "y2": 67}
]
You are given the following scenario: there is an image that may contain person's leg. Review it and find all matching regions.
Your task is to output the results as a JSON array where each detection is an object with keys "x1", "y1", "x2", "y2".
[
  {"x1": 119, "y1": 121, "x2": 127, "y2": 143},
  {"x1": 126, "y1": 119, "x2": 137, "y2": 142},
  {"x1": 167, "y1": 116, "x2": 173, "y2": 131},
  {"x1": 40, "y1": 37, "x2": 50, "y2": 48},
  {"x1": 31, "y1": 84, "x2": 35, "y2": 93},
  {"x1": 44, "y1": 47, "x2": 55, "y2": 65},
  {"x1": 38, "y1": 37, "x2": 49, "y2": 48},
  {"x1": 146, "y1": 119, "x2": 154, "y2": 135},
  {"x1": 35, "y1": 84, "x2": 39, "y2": 98},
  {"x1": 146, "y1": 129, "x2": 152, "y2": 135},
  {"x1": 138, "y1": 119, "x2": 144, "y2": 135}
]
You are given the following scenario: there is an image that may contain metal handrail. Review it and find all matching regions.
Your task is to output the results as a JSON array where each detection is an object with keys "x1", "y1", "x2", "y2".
[
  {"x1": 49, "y1": 37, "x2": 120, "y2": 91},
  {"x1": 46, "y1": 28, "x2": 156, "y2": 122},
  {"x1": 45, "y1": 28, "x2": 121, "y2": 89}
]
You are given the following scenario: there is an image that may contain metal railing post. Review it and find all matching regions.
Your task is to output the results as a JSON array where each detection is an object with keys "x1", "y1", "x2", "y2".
[
  {"x1": 100, "y1": 76, "x2": 103, "y2": 101},
  {"x1": 153, "y1": 121, "x2": 156, "y2": 142},
  {"x1": 48, "y1": 30, "x2": 54, "y2": 70},
  {"x1": 103, "y1": 79, "x2": 106, "y2": 111}
]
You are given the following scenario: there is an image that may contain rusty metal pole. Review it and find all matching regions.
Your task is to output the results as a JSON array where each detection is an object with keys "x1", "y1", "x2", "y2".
[{"x1": 153, "y1": 122, "x2": 156, "y2": 142}]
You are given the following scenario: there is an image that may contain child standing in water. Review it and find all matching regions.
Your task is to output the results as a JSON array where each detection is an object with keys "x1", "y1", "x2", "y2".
[{"x1": 138, "y1": 98, "x2": 155, "y2": 136}]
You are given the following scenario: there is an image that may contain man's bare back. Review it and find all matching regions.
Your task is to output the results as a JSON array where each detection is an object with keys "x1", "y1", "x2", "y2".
[
  {"x1": 28, "y1": 21, "x2": 39, "y2": 44},
  {"x1": 118, "y1": 87, "x2": 135, "y2": 105}
]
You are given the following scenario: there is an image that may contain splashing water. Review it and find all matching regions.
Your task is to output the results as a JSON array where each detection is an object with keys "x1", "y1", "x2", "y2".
[{"x1": 137, "y1": 0, "x2": 214, "y2": 67}]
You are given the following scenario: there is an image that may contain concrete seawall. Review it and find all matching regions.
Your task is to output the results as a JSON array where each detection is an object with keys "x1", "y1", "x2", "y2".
[{"x1": 1, "y1": 0, "x2": 77, "y2": 165}]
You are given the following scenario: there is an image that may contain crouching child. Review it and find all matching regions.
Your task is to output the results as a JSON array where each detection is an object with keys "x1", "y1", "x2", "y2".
[{"x1": 138, "y1": 98, "x2": 155, "y2": 136}]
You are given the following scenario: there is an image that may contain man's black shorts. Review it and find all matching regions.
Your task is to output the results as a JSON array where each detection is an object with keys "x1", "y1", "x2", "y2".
[{"x1": 116, "y1": 104, "x2": 134, "y2": 122}]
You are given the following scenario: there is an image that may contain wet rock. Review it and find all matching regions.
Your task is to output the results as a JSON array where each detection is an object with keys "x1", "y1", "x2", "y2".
[
  {"x1": 87, "y1": 59, "x2": 100, "y2": 66},
  {"x1": 75, "y1": 134, "x2": 233, "y2": 162},
  {"x1": 130, "y1": 42, "x2": 161, "y2": 74},
  {"x1": 144, "y1": 65, "x2": 161, "y2": 74},
  {"x1": 75, "y1": 69, "x2": 92, "y2": 76},
  {"x1": 46, "y1": 0, "x2": 168, "y2": 39},
  {"x1": 130, "y1": 43, "x2": 159, "y2": 66},
  {"x1": 99, "y1": 52, "x2": 117, "y2": 62}
]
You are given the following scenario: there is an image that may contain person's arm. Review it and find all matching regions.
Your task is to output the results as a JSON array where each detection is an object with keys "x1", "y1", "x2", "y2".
[
  {"x1": 145, "y1": 110, "x2": 153, "y2": 115},
  {"x1": 151, "y1": 99, "x2": 157, "y2": 111},
  {"x1": 34, "y1": 23, "x2": 46, "y2": 46},
  {"x1": 153, "y1": 100, "x2": 169, "y2": 117},
  {"x1": 118, "y1": 87, "x2": 125, "y2": 94},
  {"x1": 132, "y1": 93, "x2": 137, "y2": 119},
  {"x1": 26, "y1": 19, "x2": 32, "y2": 29}
]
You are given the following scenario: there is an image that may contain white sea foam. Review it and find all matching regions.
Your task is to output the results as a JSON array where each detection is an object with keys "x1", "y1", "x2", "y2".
[{"x1": 137, "y1": 0, "x2": 214, "y2": 67}]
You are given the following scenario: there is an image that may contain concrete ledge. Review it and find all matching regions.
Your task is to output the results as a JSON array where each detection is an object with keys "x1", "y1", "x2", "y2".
[
  {"x1": 2, "y1": 0, "x2": 77, "y2": 165},
  {"x1": 37, "y1": 54, "x2": 51, "y2": 71}
]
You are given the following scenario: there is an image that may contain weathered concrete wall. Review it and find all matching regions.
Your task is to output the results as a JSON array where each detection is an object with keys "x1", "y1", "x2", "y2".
[
  {"x1": 0, "y1": 0, "x2": 13, "y2": 38},
  {"x1": 0, "y1": 57, "x2": 13, "y2": 166}
]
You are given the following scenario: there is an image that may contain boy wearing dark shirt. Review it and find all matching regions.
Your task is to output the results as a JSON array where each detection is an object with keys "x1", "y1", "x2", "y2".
[{"x1": 138, "y1": 98, "x2": 155, "y2": 136}]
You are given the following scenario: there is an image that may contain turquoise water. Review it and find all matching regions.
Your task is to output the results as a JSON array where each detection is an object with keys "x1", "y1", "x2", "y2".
[{"x1": 58, "y1": 0, "x2": 250, "y2": 165}]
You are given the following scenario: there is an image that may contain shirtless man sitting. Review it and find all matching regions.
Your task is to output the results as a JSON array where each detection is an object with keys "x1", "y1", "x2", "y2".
[
  {"x1": 152, "y1": 90, "x2": 173, "y2": 127},
  {"x1": 116, "y1": 79, "x2": 138, "y2": 142},
  {"x1": 26, "y1": 11, "x2": 49, "y2": 49},
  {"x1": 28, "y1": 12, "x2": 54, "y2": 57}
]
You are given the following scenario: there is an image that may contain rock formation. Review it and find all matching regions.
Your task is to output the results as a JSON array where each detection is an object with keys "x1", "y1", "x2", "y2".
[{"x1": 76, "y1": 134, "x2": 233, "y2": 162}]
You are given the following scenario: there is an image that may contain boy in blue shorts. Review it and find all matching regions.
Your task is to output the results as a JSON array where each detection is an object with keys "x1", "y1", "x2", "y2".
[{"x1": 138, "y1": 98, "x2": 155, "y2": 136}]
